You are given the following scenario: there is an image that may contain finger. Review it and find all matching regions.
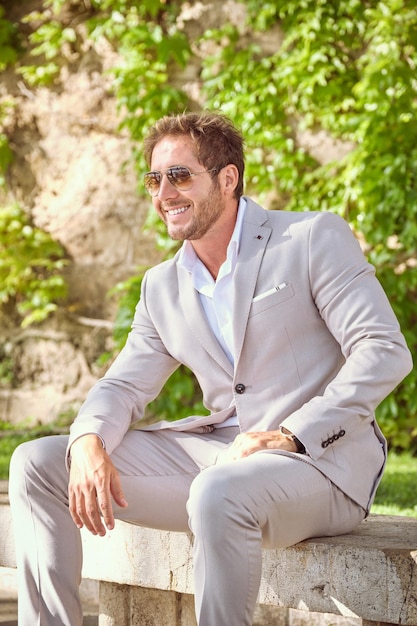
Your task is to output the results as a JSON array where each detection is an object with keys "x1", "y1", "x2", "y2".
[
  {"x1": 98, "y1": 472, "x2": 128, "y2": 531},
  {"x1": 70, "y1": 486, "x2": 103, "y2": 536},
  {"x1": 96, "y1": 486, "x2": 115, "y2": 531},
  {"x1": 110, "y1": 473, "x2": 128, "y2": 510},
  {"x1": 71, "y1": 476, "x2": 106, "y2": 536},
  {"x1": 84, "y1": 495, "x2": 106, "y2": 536},
  {"x1": 68, "y1": 486, "x2": 84, "y2": 530}
]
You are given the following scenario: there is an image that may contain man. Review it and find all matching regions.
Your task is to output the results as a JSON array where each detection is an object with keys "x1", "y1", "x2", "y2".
[{"x1": 9, "y1": 111, "x2": 412, "y2": 626}]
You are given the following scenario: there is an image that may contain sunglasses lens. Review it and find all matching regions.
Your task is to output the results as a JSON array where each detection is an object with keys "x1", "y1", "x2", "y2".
[
  {"x1": 144, "y1": 172, "x2": 161, "y2": 196},
  {"x1": 167, "y1": 166, "x2": 193, "y2": 190},
  {"x1": 144, "y1": 166, "x2": 195, "y2": 196}
]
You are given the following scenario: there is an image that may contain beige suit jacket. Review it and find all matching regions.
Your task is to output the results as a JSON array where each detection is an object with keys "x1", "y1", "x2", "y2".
[{"x1": 69, "y1": 198, "x2": 412, "y2": 511}]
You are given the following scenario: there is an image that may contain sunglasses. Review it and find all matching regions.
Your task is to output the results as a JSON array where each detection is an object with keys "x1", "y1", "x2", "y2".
[{"x1": 144, "y1": 165, "x2": 219, "y2": 197}]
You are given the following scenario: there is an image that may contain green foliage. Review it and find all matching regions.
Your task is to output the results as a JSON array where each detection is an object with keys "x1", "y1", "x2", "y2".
[
  {"x1": 0, "y1": 353, "x2": 13, "y2": 386},
  {"x1": 372, "y1": 451, "x2": 417, "y2": 517},
  {"x1": 108, "y1": 271, "x2": 144, "y2": 353},
  {"x1": 0, "y1": 129, "x2": 13, "y2": 187},
  {"x1": 18, "y1": 3, "x2": 78, "y2": 85},
  {"x1": 0, "y1": 204, "x2": 68, "y2": 327},
  {"x1": 0, "y1": 6, "x2": 18, "y2": 71},
  {"x1": 145, "y1": 366, "x2": 208, "y2": 423},
  {"x1": 0, "y1": 11, "x2": 17, "y2": 185}
]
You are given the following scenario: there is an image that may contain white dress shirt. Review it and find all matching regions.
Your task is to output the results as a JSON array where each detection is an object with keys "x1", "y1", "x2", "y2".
[{"x1": 178, "y1": 198, "x2": 247, "y2": 427}]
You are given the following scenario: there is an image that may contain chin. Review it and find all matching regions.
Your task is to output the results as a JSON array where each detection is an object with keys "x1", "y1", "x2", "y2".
[{"x1": 167, "y1": 228, "x2": 186, "y2": 241}]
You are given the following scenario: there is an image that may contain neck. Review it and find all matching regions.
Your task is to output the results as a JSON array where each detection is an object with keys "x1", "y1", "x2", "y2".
[
  {"x1": 191, "y1": 202, "x2": 239, "y2": 280},
  {"x1": 195, "y1": 249, "x2": 225, "y2": 281}
]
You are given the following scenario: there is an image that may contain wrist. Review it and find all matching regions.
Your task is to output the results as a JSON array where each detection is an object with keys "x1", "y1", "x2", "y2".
[
  {"x1": 279, "y1": 426, "x2": 306, "y2": 454},
  {"x1": 69, "y1": 434, "x2": 105, "y2": 459}
]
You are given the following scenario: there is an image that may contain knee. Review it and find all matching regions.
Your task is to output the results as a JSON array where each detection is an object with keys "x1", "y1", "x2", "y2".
[
  {"x1": 187, "y1": 466, "x2": 237, "y2": 533},
  {"x1": 9, "y1": 436, "x2": 68, "y2": 498},
  {"x1": 8, "y1": 440, "x2": 37, "y2": 503},
  {"x1": 10, "y1": 439, "x2": 37, "y2": 478},
  {"x1": 10, "y1": 437, "x2": 52, "y2": 473}
]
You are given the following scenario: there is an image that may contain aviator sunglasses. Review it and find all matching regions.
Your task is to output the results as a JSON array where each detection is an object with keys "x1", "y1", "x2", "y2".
[{"x1": 144, "y1": 165, "x2": 219, "y2": 197}]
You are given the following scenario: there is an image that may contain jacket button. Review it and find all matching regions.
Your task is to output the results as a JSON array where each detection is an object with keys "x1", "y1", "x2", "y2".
[{"x1": 235, "y1": 383, "x2": 246, "y2": 394}]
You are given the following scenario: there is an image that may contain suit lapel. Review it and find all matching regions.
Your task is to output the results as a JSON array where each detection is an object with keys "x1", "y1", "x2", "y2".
[
  {"x1": 176, "y1": 199, "x2": 272, "y2": 374},
  {"x1": 232, "y1": 200, "x2": 271, "y2": 364}
]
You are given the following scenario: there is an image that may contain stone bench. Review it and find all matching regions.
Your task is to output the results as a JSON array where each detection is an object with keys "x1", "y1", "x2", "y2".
[{"x1": 1, "y1": 479, "x2": 417, "y2": 625}]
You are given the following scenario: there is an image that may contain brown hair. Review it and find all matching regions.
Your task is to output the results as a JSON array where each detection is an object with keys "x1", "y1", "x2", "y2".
[{"x1": 143, "y1": 111, "x2": 245, "y2": 199}]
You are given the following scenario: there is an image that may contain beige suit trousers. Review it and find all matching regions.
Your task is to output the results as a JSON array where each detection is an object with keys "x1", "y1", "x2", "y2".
[{"x1": 9, "y1": 428, "x2": 365, "y2": 626}]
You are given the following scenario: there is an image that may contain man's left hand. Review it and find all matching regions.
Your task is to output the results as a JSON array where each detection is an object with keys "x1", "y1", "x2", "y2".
[{"x1": 218, "y1": 430, "x2": 297, "y2": 463}]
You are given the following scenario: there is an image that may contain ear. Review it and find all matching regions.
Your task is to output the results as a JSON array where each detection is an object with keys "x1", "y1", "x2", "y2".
[{"x1": 220, "y1": 164, "x2": 239, "y2": 195}]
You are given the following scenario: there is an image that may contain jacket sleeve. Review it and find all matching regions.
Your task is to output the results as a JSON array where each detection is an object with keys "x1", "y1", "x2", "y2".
[
  {"x1": 68, "y1": 271, "x2": 179, "y2": 456},
  {"x1": 280, "y1": 212, "x2": 413, "y2": 460}
]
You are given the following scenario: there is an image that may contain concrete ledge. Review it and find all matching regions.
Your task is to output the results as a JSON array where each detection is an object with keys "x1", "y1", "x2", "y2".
[
  {"x1": 0, "y1": 485, "x2": 15, "y2": 569},
  {"x1": 79, "y1": 516, "x2": 417, "y2": 625}
]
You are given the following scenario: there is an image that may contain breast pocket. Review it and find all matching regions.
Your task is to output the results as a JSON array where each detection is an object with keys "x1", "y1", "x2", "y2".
[{"x1": 250, "y1": 282, "x2": 295, "y2": 317}]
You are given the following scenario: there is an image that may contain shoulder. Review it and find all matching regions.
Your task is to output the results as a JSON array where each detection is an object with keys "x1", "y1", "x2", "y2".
[{"x1": 243, "y1": 196, "x2": 352, "y2": 237}]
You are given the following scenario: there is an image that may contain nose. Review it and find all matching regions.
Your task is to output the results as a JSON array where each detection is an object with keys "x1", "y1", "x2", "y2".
[{"x1": 156, "y1": 172, "x2": 179, "y2": 200}]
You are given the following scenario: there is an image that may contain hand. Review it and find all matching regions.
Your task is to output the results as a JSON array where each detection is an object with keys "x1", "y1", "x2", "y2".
[
  {"x1": 68, "y1": 434, "x2": 128, "y2": 536},
  {"x1": 218, "y1": 430, "x2": 298, "y2": 463}
]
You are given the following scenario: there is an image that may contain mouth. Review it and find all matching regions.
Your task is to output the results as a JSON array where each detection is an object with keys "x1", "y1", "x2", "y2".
[{"x1": 164, "y1": 205, "x2": 190, "y2": 217}]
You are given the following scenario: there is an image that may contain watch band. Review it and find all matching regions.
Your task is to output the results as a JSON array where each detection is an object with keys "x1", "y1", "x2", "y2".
[{"x1": 292, "y1": 435, "x2": 306, "y2": 454}]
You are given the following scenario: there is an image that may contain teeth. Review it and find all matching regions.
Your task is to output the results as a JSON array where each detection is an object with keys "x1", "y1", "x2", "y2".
[{"x1": 167, "y1": 206, "x2": 188, "y2": 216}]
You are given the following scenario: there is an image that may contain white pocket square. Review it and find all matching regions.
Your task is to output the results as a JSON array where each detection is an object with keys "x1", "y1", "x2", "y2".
[{"x1": 253, "y1": 282, "x2": 288, "y2": 302}]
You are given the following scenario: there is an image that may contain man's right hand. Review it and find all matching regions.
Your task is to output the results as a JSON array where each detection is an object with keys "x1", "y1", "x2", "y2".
[{"x1": 68, "y1": 434, "x2": 128, "y2": 536}]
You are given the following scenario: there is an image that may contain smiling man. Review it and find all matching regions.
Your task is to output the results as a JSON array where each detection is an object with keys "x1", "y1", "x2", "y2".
[{"x1": 9, "y1": 111, "x2": 412, "y2": 626}]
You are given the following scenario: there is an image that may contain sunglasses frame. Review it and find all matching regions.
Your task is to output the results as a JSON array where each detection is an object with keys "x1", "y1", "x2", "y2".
[{"x1": 144, "y1": 165, "x2": 219, "y2": 196}]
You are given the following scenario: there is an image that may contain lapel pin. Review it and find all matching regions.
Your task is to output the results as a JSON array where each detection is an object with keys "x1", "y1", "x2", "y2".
[{"x1": 255, "y1": 235, "x2": 263, "y2": 240}]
